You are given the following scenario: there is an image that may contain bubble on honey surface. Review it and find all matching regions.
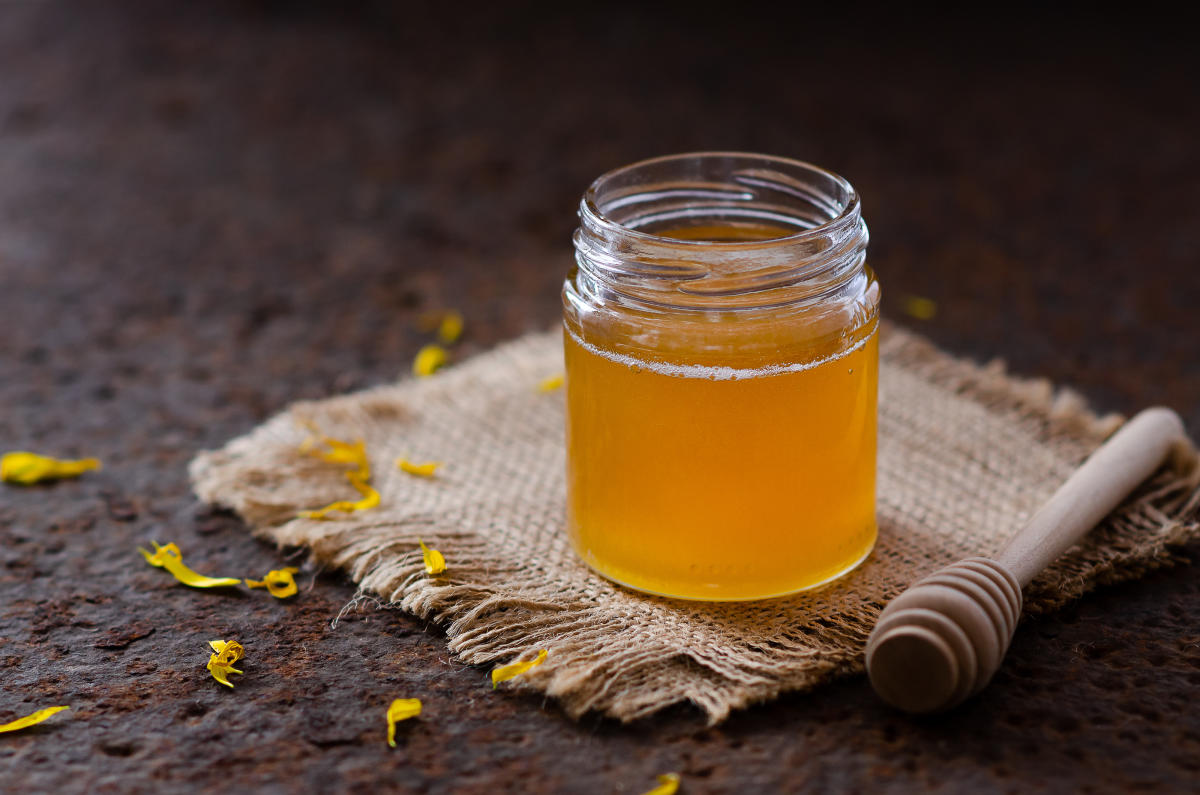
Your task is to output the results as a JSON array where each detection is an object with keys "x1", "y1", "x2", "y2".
[{"x1": 566, "y1": 321, "x2": 877, "y2": 381}]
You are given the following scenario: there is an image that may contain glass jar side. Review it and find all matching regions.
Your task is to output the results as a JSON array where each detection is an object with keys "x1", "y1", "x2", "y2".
[{"x1": 562, "y1": 152, "x2": 880, "y2": 601}]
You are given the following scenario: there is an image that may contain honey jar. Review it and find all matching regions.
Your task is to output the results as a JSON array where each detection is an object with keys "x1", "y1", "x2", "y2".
[{"x1": 563, "y1": 152, "x2": 879, "y2": 600}]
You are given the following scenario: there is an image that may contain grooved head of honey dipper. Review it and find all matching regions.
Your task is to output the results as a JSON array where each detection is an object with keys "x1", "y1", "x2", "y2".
[
  {"x1": 866, "y1": 624, "x2": 961, "y2": 714},
  {"x1": 866, "y1": 558, "x2": 1024, "y2": 713}
]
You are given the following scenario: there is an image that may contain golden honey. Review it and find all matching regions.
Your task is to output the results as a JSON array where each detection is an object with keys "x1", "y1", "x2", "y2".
[{"x1": 564, "y1": 153, "x2": 879, "y2": 601}]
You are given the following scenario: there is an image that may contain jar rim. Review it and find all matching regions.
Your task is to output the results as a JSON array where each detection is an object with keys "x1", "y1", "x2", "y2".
[{"x1": 580, "y1": 150, "x2": 861, "y2": 250}]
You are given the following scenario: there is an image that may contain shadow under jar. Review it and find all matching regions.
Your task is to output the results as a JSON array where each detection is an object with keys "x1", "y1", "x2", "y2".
[{"x1": 562, "y1": 152, "x2": 880, "y2": 601}]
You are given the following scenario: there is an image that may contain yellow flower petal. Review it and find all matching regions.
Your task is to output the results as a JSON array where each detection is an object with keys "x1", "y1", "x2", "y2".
[
  {"x1": 437, "y1": 310, "x2": 464, "y2": 345},
  {"x1": 386, "y1": 698, "x2": 422, "y2": 747},
  {"x1": 319, "y1": 440, "x2": 369, "y2": 470},
  {"x1": 206, "y1": 640, "x2": 245, "y2": 688},
  {"x1": 640, "y1": 773, "x2": 681, "y2": 795},
  {"x1": 207, "y1": 663, "x2": 243, "y2": 688},
  {"x1": 491, "y1": 648, "x2": 548, "y2": 688},
  {"x1": 246, "y1": 567, "x2": 300, "y2": 598},
  {"x1": 412, "y1": 344, "x2": 448, "y2": 377},
  {"x1": 900, "y1": 294, "x2": 937, "y2": 320},
  {"x1": 537, "y1": 373, "x2": 564, "y2": 393},
  {"x1": 138, "y1": 541, "x2": 241, "y2": 588},
  {"x1": 209, "y1": 639, "x2": 244, "y2": 663},
  {"x1": 396, "y1": 459, "x2": 441, "y2": 478},
  {"x1": 1, "y1": 452, "x2": 100, "y2": 485},
  {"x1": 298, "y1": 430, "x2": 382, "y2": 519},
  {"x1": 418, "y1": 539, "x2": 446, "y2": 575},
  {"x1": 0, "y1": 705, "x2": 70, "y2": 734},
  {"x1": 302, "y1": 435, "x2": 371, "y2": 480},
  {"x1": 300, "y1": 474, "x2": 380, "y2": 519}
]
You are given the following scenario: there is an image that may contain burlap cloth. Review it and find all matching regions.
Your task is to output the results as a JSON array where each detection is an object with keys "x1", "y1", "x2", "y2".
[{"x1": 189, "y1": 323, "x2": 1200, "y2": 724}]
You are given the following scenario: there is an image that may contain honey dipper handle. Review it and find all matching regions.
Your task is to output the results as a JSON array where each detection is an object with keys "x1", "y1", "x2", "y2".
[{"x1": 997, "y1": 407, "x2": 1185, "y2": 586}]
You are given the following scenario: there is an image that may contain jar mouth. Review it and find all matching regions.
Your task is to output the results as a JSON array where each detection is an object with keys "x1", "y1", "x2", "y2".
[
  {"x1": 574, "y1": 152, "x2": 869, "y2": 309},
  {"x1": 581, "y1": 151, "x2": 861, "y2": 250}
]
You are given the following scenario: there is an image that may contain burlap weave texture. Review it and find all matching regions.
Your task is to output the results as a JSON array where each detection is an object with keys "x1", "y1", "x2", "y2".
[{"x1": 189, "y1": 324, "x2": 1200, "y2": 724}]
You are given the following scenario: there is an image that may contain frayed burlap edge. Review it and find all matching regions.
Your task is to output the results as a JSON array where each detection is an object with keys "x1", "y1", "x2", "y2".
[
  {"x1": 878, "y1": 328, "x2": 1200, "y2": 613},
  {"x1": 190, "y1": 323, "x2": 1200, "y2": 723}
]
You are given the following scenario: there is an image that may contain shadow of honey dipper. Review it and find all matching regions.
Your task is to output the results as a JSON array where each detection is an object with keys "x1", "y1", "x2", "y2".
[{"x1": 865, "y1": 407, "x2": 1188, "y2": 714}]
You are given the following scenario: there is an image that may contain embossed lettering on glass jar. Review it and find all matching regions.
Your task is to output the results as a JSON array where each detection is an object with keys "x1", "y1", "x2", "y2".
[{"x1": 563, "y1": 152, "x2": 879, "y2": 601}]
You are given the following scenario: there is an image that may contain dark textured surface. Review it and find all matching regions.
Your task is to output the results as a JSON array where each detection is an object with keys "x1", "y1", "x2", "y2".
[{"x1": 1, "y1": 3, "x2": 1198, "y2": 792}]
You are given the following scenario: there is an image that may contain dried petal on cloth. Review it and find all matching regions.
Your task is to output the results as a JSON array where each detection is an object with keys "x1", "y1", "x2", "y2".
[
  {"x1": 0, "y1": 705, "x2": 70, "y2": 734},
  {"x1": 188, "y1": 324, "x2": 1200, "y2": 724},
  {"x1": 537, "y1": 373, "x2": 564, "y2": 393},
  {"x1": 299, "y1": 474, "x2": 380, "y2": 519},
  {"x1": 303, "y1": 435, "x2": 370, "y2": 478},
  {"x1": 491, "y1": 649, "x2": 548, "y2": 688},
  {"x1": 139, "y1": 541, "x2": 241, "y2": 588},
  {"x1": 418, "y1": 540, "x2": 446, "y2": 575},
  {"x1": 246, "y1": 567, "x2": 300, "y2": 598},
  {"x1": 386, "y1": 698, "x2": 422, "y2": 746},
  {"x1": 640, "y1": 773, "x2": 681, "y2": 795},
  {"x1": 297, "y1": 431, "x2": 381, "y2": 519},
  {"x1": 397, "y1": 459, "x2": 440, "y2": 478},
  {"x1": 1, "y1": 452, "x2": 100, "y2": 484}
]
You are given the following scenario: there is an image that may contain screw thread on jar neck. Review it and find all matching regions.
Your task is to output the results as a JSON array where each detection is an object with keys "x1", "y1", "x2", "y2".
[{"x1": 573, "y1": 152, "x2": 869, "y2": 311}]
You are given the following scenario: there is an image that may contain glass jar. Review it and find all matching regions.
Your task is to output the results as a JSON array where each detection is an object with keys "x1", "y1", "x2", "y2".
[{"x1": 562, "y1": 152, "x2": 879, "y2": 601}]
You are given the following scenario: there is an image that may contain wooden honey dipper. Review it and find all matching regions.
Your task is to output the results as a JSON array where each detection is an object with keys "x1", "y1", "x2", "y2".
[{"x1": 865, "y1": 407, "x2": 1187, "y2": 714}]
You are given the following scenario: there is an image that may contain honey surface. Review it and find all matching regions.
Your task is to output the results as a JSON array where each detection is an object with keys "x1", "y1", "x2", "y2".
[{"x1": 564, "y1": 223, "x2": 879, "y2": 600}]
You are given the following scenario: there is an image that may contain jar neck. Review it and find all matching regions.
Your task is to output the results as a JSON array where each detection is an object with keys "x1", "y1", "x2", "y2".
[{"x1": 572, "y1": 152, "x2": 869, "y2": 311}]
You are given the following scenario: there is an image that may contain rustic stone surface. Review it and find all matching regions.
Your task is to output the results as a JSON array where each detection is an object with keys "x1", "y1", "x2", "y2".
[{"x1": 1, "y1": 2, "x2": 1196, "y2": 791}]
